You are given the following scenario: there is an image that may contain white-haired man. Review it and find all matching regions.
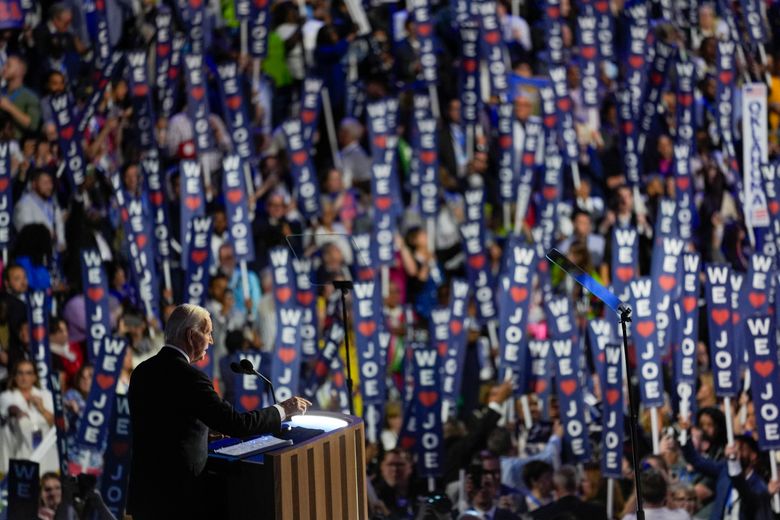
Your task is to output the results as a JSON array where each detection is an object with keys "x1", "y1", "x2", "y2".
[{"x1": 127, "y1": 304, "x2": 311, "y2": 519}]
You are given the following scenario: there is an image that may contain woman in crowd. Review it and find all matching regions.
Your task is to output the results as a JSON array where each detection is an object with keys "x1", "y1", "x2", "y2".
[{"x1": 0, "y1": 359, "x2": 55, "y2": 471}]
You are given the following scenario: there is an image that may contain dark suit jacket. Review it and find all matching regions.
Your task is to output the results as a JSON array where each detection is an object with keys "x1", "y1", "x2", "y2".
[
  {"x1": 681, "y1": 440, "x2": 774, "y2": 520},
  {"x1": 530, "y1": 495, "x2": 606, "y2": 520},
  {"x1": 127, "y1": 346, "x2": 282, "y2": 519}
]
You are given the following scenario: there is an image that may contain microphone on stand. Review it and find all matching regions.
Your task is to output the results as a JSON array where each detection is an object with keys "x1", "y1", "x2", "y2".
[{"x1": 230, "y1": 359, "x2": 278, "y2": 405}]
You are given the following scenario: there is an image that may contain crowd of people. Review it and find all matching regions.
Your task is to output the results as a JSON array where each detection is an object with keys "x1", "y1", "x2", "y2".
[{"x1": 0, "y1": 0, "x2": 780, "y2": 518}]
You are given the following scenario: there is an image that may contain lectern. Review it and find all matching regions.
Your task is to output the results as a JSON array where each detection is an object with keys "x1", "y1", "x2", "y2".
[{"x1": 206, "y1": 412, "x2": 368, "y2": 520}]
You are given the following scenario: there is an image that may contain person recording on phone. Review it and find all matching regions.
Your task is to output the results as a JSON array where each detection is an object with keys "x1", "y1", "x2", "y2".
[{"x1": 127, "y1": 304, "x2": 311, "y2": 520}]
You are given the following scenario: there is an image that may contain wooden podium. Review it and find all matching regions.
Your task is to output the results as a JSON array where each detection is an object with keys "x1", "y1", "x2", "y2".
[{"x1": 206, "y1": 413, "x2": 368, "y2": 520}]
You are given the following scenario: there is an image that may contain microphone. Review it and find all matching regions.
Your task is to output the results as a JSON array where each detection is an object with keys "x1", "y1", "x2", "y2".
[{"x1": 230, "y1": 359, "x2": 278, "y2": 405}]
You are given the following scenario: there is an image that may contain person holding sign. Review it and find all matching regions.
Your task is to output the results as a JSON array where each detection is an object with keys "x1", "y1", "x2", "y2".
[
  {"x1": 127, "y1": 304, "x2": 311, "y2": 520},
  {"x1": 0, "y1": 359, "x2": 55, "y2": 472}
]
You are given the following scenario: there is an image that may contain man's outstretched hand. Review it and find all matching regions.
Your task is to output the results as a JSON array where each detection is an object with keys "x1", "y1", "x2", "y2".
[{"x1": 280, "y1": 396, "x2": 313, "y2": 418}]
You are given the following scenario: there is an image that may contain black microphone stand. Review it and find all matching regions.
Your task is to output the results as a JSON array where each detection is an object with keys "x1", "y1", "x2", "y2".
[
  {"x1": 333, "y1": 280, "x2": 355, "y2": 416},
  {"x1": 618, "y1": 303, "x2": 645, "y2": 520}
]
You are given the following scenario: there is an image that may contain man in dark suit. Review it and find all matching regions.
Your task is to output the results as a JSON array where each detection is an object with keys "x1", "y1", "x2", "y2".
[
  {"x1": 127, "y1": 304, "x2": 311, "y2": 520},
  {"x1": 680, "y1": 431, "x2": 778, "y2": 520},
  {"x1": 531, "y1": 465, "x2": 606, "y2": 520}
]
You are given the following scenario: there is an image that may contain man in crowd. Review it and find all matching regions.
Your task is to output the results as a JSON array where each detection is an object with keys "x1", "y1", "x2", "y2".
[
  {"x1": 622, "y1": 468, "x2": 691, "y2": 520},
  {"x1": 13, "y1": 169, "x2": 66, "y2": 251},
  {"x1": 0, "y1": 54, "x2": 41, "y2": 139},
  {"x1": 531, "y1": 465, "x2": 606, "y2": 519}
]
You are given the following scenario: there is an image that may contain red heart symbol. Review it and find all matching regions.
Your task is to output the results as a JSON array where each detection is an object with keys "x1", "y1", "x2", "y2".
[
  {"x1": 534, "y1": 379, "x2": 547, "y2": 393},
  {"x1": 719, "y1": 71, "x2": 733, "y2": 84},
  {"x1": 650, "y1": 71, "x2": 663, "y2": 86},
  {"x1": 227, "y1": 96, "x2": 242, "y2": 110},
  {"x1": 420, "y1": 150, "x2": 436, "y2": 164},
  {"x1": 622, "y1": 121, "x2": 634, "y2": 135},
  {"x1": 60, "y1": 126, "x2": 74, "y2": 140},
  {"x1": 401, "y1": 437, "x2": 415, "y2": 450},
  {"x1": 437, "y1": 342, "x2": 448, "y2": 356},
  {"x1": 157, "y1": 43, "x2": 170, "y2": 57},
  {"x1": 523, "y1": 153, "x2": 535, "y2": 166},
  {"x1": 463, "y1": 59, "x2": 477, "y2": 73},
  {"x1": 240, "y1": 395, "x2": 260, "y2": 410},
  {"x1": 678, "y1": 93, "x2": 693, "y2": 107},
  {"x1": 373, "y1": 135, "x2": 387, "y2": 148},
  {"x1": 749, "y1": 292, "x2": 766, "y2": 308},
  {"x1": 358, "y1": 321, "x2": 376, "y2": 336},
  {"x1": 683, "y1": 296, "x2": 696, "y2": 313},
  {"x1": 32, "y1": 325, "x2": 46, "y2": 342},
  {"x1": 376, "y1": 197, "x2": 392, "y2": 211},
  {"x1": 87, "y1": 287, "x2": 104, "y2": 302},
  {"x1": 185, "y1": 196, "x2": 201, "y2": 210},
  {"x1": 581, "y1": 46, "x2": 596, "y2": 60},
  {"x1": 754, "y1": 360, "x2": 774, "y2": 378},
  {"x1": 132, "y1": 84, "x2": 148, "y2": 97},
  {"x1": 292, "y1": 151, "x2": 307, "y2": 166},
  {"x1": 598, "y1": 352, "x2": 605, "y2": 363},
  {"x1": 301, "y1": 110, "x2": 316, "y2": 124},
  {"x1": 418, "y1": 390, "x2": 439, "y2": 407},
  {"x1": 538, "y1": 261, "x2": 549, "y2": 273},
  {"x1": 254, "y1": 0, "x2": 267, "y2": 7},
  {"x1": 615, "y1": 267, "x2": 634, "y2": 282},
  {"x1": 275, "y1": 287, "x2": 292, "y2": 303},
  {"x1": 315, "y1": 361, "x2": 328, "y2": 378},
  {"x1": 278, "y1": 348, "x2": 296, "y2": 364},
  {"x1": 658, "y1": 274, "x2": 676, "y2": 292},
  {"x1": 468, "y1": 254, "x2": 486, "y2": 270},
  {"x1": 484, "y1": 31, "x2": 500, "y2": 45},
  {"x1": 628, "y1": 55, "x2": 644, "y2": 68},
  {"x1": 606, "y1": 389, "x2": 620, "y2": 405},
  {"x1": 136, "y1": 234, "x2": 147, "y2": 249},
  {"x1": 191, "y1": 86, "x2": 205, "y2": 101},
  {"x1": 543, "y1": 186, "x2": 558, "y2": 201},
  {"x1": 636, "y1": 320, "x2": 655, "y2": 338},
  {"x1": 499, "y1": 135, "x2": 512, "y2": 149},
  {"x1": 711, "y1": 309, "x2": 729, "y2": 326},
  {"x1": 450, "y1": 320, "x2": 463, "y2": 335},
  {"x1": 595, "y1": 0, "x2": 608, "y2": 12},
  {"x1": 510, "y1": 287, "x2": 528, "y2": 303},
  {"x1": 676, "y1": 177, "x2": 690, "y2": 191},
  {"x1": 556, "y1": 98, "x2": 571, "y2": 112},
  {"x1": 547, "y1": 6, "x2": 560, "y2": 18},
  {"x1": 731, "y1": 312, "x2": 739, "y2": 325},
  {"x1": 96, "y1": 0, "x2": 104, "y2": 10},
  {"x1": 417, "y1": 23, "x2": 432, "y2": 38},
  {"x1": 120, "y1": 208, "x2": 129, "y2": 222},
  {"x1": 296, "y1": 292, "x2": 314, "y2": 306},
  {"x1": 150, "y1": 191, "x2": 163, "y2": 206},
  {"x1": 332, "y1": 372, "x2": 344, "y2": 387},
  {"x1": 770, "y1": 200, "x2": 780, "y2": 215},
  {"x1": 226, "y1": 189, "x2": 243, "y2": 204},
  {"x1": 96, "y1": 374, "x2": 115, "y2": 390},
  {"x1": 112, "y1": 441, "x2": 129, "y2": 457},
  {"x1": 544, "y1": 115, "x2": 556, "y2": 128},
  {"x1": 189, "y1": 0, "x2": 202, "y2": 8},
  {"x1": 0, "y1": 178, "x2": 7, "y2": 191},
  {"x1": 168, "y1": 68, "x2": 178, "y2": 79},
  {"x1": 560, "y1": 379, "x2": 577, "y2": 396},
  {"x1": 191, "y1": 250, "x2": 208, "y2": 264}
]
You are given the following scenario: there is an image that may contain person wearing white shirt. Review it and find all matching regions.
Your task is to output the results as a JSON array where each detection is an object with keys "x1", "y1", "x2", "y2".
[
  {"x1": 13, "y1": 169, "x2": 66, "y2": 251},
  {"x1": 0, "y1": 359, "x2": 55, "y2": 473},
  {"x1": 622, "y1": 468, "x2": 691, "y2": 520}
]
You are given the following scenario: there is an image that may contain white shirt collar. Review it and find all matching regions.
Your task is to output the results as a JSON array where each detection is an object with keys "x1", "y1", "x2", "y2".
[{"x1": 164, "y1": 344, "x2": 190, "y2": 363}]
